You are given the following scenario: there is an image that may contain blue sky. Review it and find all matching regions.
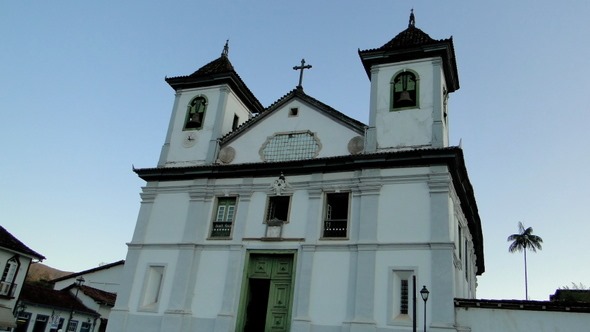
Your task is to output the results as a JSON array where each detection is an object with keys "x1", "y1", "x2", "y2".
[{"x1": 1, "y1": 1, "x2": 589, "y2": 301}]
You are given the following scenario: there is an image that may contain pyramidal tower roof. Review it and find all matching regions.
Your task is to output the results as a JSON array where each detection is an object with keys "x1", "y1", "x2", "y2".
[
  {"x1": 165, "y1": 41, "x2": 264, "y2": 113},
  {"x1": 359, "y1": 11, "x2": 460, "y2": 92}
]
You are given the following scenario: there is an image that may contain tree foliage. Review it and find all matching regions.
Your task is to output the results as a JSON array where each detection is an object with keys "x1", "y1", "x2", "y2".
[
  {"x1": 507, "y1": 221, "x2": 543, "y2": 253},
  {"x1": 507, "y1": 221, "x2": 543, "y2": 300}
]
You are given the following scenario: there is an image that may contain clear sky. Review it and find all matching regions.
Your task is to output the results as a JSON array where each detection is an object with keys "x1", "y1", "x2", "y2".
[{"x1": 1, "y1": 1, "x2": 589, "y2": 301}]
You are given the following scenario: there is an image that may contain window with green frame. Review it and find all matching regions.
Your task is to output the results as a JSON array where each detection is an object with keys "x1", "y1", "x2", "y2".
[
  {"x1": 210, "y1": 197, "x2": 236, "y2": 238},
  {"x1": 391, "y1": 71, "x2": 418, "y2": 110},
  {"x1": 184, "y1": 96, "x2": 207, "y2": 130}
]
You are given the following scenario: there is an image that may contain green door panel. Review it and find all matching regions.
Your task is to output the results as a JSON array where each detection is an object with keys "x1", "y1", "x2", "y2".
[{"x1": 239, "y1": 253, "x2": 295, "y2": 332}]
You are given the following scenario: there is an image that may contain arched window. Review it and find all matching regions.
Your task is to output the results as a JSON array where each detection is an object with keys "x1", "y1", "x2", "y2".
[
  {"x1": 184, "y1": 96, "x2": 208, "y2": 130},
  {"x1": 391, "y1": 71, "x2": 418, "y2": 110}
]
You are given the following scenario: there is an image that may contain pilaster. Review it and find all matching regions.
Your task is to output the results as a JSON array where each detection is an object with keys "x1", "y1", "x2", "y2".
[
  {"x1": 206, "y1": 86, "x2": 230, "y2": 164},
  {"x1": 365, "y1": 67, "x2": 380, "y2": 152},
  {"x1": 214, "y1": 245, "x2": 245, "y2": 332},
  {"x1": 291, "y1": 245, "x2": 315, "y2": 332},
  {"x1": 431, "y1": 59, "x2": 445, "y2": 148},
  {"x1": 345, "y1": 245, "x2": 377, "y2": 332},
  {"x1": 130, "y1": 189, "x2": 157, "y2": 243},
  {"x1": 186, "y1": 189, "x2": 211, "y2": 243},
  {"x1": 158, "y1": 91, "x2": 182, "y2": 167}
]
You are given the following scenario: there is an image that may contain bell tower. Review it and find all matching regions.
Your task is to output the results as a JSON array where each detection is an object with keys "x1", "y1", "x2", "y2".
[
  {"x1": 157, "y1": 42, "x2": 264, "y2": 167},
  {"x1": 359, "y1": 11, "x2": 459, "y2": 152}
]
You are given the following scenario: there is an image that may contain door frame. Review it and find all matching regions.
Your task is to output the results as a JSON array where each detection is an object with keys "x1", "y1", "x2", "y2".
[{"x1": 235, "y1": 250, "x2": 297, "y2": 332}]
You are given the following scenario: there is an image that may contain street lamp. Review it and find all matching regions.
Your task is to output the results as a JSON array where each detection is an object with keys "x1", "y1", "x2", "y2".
[
  {"x1": 65, "y1": 276, "x2": 85, "y2": 332},
  {"x1": 420, "y1": 286, "x2": 429, "y2": 332}
]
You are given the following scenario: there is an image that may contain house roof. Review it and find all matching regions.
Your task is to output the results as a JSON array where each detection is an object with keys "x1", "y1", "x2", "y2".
[
  {"x1": 550, "y1": 289, "x2": 590, "y2": 302},
  {"x1": 19, "y1": 283, "x2": 98, "y2": 316},
  {"x1": 358, "y1": 18, "x2": 459, "y2": 92},
  {"x1": 220, "y1": 87, "x2": 367, "y2": 145},
  {"x1": 79, "y1": 285, "x2": 116, "y2": 307},
  {"x1": 51, "y1": 260, "x2": 124, "y2": 283},
  {"x1": 134, "y1": 147, "x2": 484, "y2": 275},
  {"x1": 0, "y1": 225, "x2": 45, "y2": 261},
  {"x1": 455, "y1": 298, "x2": 590, "y2": 314},
  {"x1": 165, "y1": 52, "x2": 264, "y2": 114}
]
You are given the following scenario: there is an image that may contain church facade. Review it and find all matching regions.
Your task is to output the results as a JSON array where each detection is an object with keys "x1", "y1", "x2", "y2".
[{"x1": 108, "y1": 15, "x2": 484, "y2": 332}]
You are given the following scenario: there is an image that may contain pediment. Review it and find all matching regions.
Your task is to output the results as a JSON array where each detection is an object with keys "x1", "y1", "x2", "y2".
[{"x1": 217, "y1": 90, "x2": 367, "y2": 164}]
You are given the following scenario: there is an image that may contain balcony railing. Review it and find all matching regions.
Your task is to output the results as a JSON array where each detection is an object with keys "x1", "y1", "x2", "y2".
[
  {"x1": 210, "y1": 221, "x2": 232, "y2": 238},
  {"x1": 323, "y1": 219, "x2": 347, "y2": 238},
  {"x1": 0, "y1": 281, "x2": 16, "y2": 297}
]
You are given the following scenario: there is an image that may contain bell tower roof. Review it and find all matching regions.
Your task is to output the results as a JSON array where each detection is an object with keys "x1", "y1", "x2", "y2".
[
  {"x1": 358, "y1": 12, "x2": 460, "y2": 92},
  {"x1": 165, "y1": 42, "x2": 264, "y2": 113}
]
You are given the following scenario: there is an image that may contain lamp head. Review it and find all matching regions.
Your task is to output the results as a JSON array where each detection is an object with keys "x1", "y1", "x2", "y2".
[{"x1": 420, "y1": 285, "x2": 430, "y2": 302}]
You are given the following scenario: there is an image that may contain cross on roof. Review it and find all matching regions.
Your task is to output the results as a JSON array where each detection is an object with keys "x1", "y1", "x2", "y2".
[
  {"x1": 221, "y1": 40, "x2": 229, "y2": 57},
  {"x1": 293, "y1": 58, "x2": 312, "y2": 89}
]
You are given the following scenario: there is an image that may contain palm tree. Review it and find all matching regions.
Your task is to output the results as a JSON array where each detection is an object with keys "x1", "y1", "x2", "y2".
[{"x1": 507, "y1": 222, "x2": 543, "y2": 300}]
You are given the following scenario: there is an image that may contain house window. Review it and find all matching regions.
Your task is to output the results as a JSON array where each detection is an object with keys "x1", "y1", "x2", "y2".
[
  {"x1": 458, "y1": 226, "x2": 462, "y2": 259},
  {"x1": 232, "y1": 114, "x2": 240, "y2": 131},
  {"x1": 390, "y1": 269, "x2": 415, "y2": 322},
  {"x1": 400, "y1": 279, "x2": 409, "y2": 314},
  {"x1": 322, "y1": 192, "x2": 349, "y2": 238},
  {"x1": 141, "y1": 265, "x2": 165, "y2": 310},
  {"x1": 266, "y1": 196, "x2": 291, "y2": 223},
  {"x1": 184, "y1": 95, "x2": 207, "y2": 130},
  {"x1": 33, "y1": 315, "x2": 49, "y2": 332},
  {"x1": 80, "y1": 322, "x2": 91, "y2": 332},
  {"x1": 210, "y1": 197, "x2": 237, "y2": 238},
  {"x1": 464, "y1": 240, "x2": 469, "y2": 280},
  {"x1": 0, "y1": 256, "x2": 19, "y2": 297},
  {"x1": 391, "y1": 71, "x2": 418, "y2": 110},
  {"x1": 67, "y1": 320, "x2": 78, "y2": 332}
]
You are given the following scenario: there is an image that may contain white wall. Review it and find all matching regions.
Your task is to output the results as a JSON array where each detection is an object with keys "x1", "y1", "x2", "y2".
[
  {"x1": 0, "y1": 249, "x2": 33, "y2": 312},
  {"x1": 456, "y1": 306, "x2": 590, "y2": 332},
  {"x1": 227, "y1": 99, "x2": 361, "y2": 164},
  {"x1": 53, "y1": 263, "x2": 123, "y2": 294},
  {"x1": 370, "y1": 57, "x2": 448, "y2": 150}
]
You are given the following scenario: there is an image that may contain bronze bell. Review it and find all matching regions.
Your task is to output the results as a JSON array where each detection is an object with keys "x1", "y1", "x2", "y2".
[{"x1": 397, "y1": 91, "x2": 413, "y2": 103}]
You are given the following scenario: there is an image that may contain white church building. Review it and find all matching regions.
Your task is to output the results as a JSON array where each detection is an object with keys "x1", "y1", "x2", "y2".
[{"x1": 108, "y1": 13, "x2": 485, "y2": 332}]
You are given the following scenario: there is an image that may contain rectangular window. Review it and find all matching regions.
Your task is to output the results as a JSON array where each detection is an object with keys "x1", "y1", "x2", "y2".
[
  {"x1": 141, "y1": 265, "x2": 165, "y2": 310},
  {"x1": 210, "y1": 197, "x2": 237, "y2": 238},
  {"x1": 232, "y1": 114, "x2": 239, "y2": 131},
  {"x1": 266, "y1": 196, "x2": 290, "y2": 223},
  {"x1": 322, "y1": 192, "x2": 349, "y2": 238},
  {"x1": 458, "y1": 226, "x2": 462, "y2": 259},
  {"x1": 400, "y1": 279, "x2": 409, "y2": 314},
  {"x1": 390, "y1": 269, "x2": 415, "y2": 323},
  {"x1": 464, "y1": 240, "x2": 469, "y2": 280},
  {"x1": 67, "y1": 320, "x2": 78, "y2": 332},
  {"x1": 80, "y1": 322, "x2": 91, "y2": 332}
]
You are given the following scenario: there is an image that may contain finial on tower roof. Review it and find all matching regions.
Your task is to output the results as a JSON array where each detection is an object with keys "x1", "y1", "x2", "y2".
[
  {"x1": 409, "y1": 9, "x2": 415, "y2": 28},
  {"x1": 222, "y1": 40, "x2": 229, "y2": 57}
]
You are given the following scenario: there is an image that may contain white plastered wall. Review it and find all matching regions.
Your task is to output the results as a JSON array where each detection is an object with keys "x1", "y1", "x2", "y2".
[{"x1": 226, "y1": 99, "x2": 361, "y2": 164}]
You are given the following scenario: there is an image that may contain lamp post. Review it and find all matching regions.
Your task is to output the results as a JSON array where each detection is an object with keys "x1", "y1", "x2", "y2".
[
  {"x1": 65, "y1": 276, "x2": 85, "y2": 332},
  {"x1": 420, "y1": 286, "x2": 429, "y2": 332}
]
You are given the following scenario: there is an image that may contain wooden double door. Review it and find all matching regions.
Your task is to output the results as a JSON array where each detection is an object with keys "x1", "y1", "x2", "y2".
[{"x1": 241, "y1": 254, "x2": 295, "y2": 332}]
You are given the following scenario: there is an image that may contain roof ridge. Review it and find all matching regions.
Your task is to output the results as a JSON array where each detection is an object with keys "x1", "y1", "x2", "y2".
[{"x1": 51, "y1": 260, "x2": 124, "y2": 282}]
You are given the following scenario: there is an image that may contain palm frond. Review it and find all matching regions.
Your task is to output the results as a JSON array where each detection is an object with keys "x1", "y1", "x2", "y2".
[{"x1": 507, "y1": 222, "x2": 543, "y2": 253}]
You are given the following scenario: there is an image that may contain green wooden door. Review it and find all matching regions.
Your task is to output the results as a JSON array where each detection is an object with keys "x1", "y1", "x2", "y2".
[{"x1": 243, "y1": 254, "x2": 294, "y2": 332}]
